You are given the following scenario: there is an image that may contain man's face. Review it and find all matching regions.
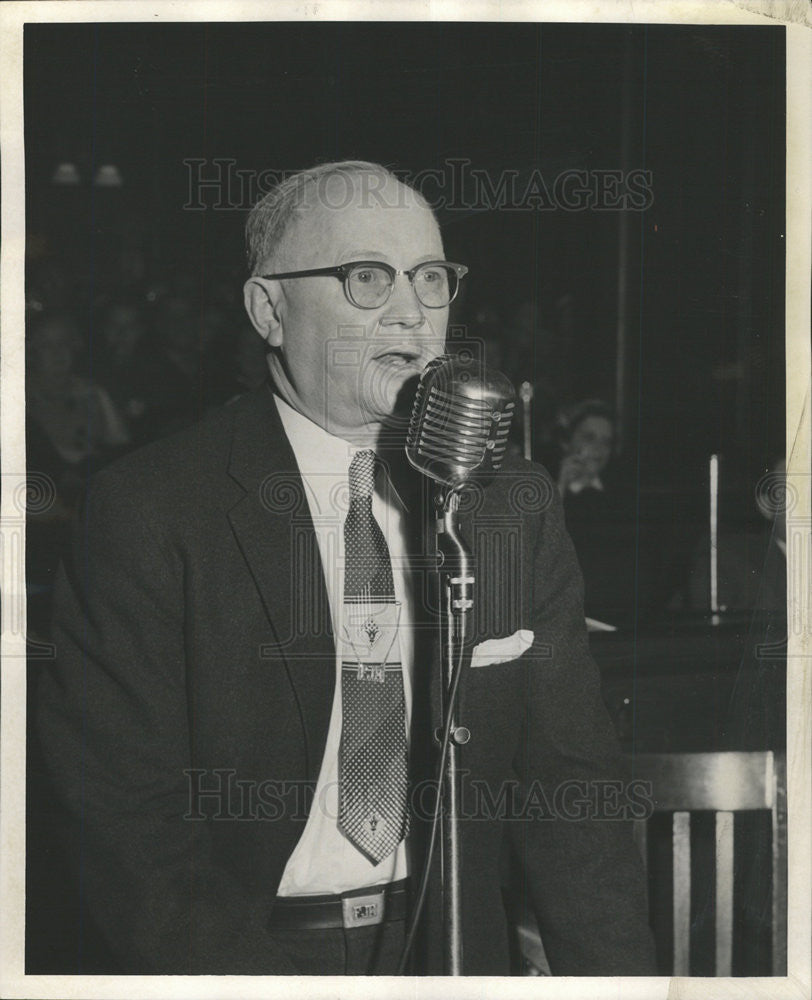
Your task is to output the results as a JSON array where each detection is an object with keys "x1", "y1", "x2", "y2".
[{"x1": 253, "y1": 175, "x2": 448, "y2": 443}]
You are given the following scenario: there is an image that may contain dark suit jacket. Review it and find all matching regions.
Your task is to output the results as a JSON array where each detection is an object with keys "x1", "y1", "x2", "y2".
[{"x1": 37, "y1": 384, "x2": 655, "y2": 975}]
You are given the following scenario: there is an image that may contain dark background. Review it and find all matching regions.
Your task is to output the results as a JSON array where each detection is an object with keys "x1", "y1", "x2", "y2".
[
  {"x1": 25, "y1": 21, "x2": 785, "y2": 485},
  {"x1": 24, "y1": 20, "x2": 786, "y2": 976}
]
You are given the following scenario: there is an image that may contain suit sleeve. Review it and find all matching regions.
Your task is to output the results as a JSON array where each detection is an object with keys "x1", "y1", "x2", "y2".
[
  {"x1": 37, "y1": 471, "x2": 297, "y2": 974},
  {"x1": 509, "y1": 480, "x2": 657, "y2": 975}
]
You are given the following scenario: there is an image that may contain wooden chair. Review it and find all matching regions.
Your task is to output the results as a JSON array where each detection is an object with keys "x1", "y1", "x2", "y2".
[
  {"x1": 631, "y1": 750, "x2": 787, "y2": 976},
  {"x1": 508, "y1": 750, "x2": 787, "y2": 976}
]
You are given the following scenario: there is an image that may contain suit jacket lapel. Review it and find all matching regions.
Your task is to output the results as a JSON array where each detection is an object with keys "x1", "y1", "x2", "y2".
[{"x1": 226, "y1": 386, "x2": 335, "y2": 784}]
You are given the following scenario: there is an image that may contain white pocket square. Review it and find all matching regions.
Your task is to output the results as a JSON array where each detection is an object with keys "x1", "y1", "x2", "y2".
[{"x1": 470, "y1": 629, "x2": 534, "y2": 667}]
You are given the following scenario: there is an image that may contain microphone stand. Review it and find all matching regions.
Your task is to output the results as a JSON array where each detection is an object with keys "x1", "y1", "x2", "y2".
[
  {"x1": 434, "y1": 485, "x2": 474, "y2": 976},
  {"x1": 402, "y1": 352, "x2": 515, "y2": 973},
  {"x1": 520, "y1": 381, "x2": 534, "y2": 461}
]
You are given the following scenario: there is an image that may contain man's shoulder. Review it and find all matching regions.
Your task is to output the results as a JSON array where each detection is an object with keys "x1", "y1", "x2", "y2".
[
  {"x1": 480, "y1": 450, "x2": 558, "y2": 516},
  {"x1": 499, "y1": 450, "x2": 554, "y2": 481},
  {"x1": 94, "y1": 403, "x2": 233, "y2": 489},
  {"x1": 89, "y1": 387, "x2": 281, "y2": 509}
]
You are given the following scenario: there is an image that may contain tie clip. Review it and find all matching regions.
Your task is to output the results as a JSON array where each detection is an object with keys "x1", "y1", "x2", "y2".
[{"x1": 356, "y1": 663, "x2": 385, "y2": 683}]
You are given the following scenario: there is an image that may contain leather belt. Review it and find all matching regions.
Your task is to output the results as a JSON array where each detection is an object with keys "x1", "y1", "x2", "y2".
[{"x1": 269, "y1": 878, "x2": 411, "y2": 931}]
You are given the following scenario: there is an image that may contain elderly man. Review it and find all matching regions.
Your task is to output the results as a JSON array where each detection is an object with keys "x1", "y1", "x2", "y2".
[{"x1": 38, "y1": 160, "x2": 655, "y2": 976}]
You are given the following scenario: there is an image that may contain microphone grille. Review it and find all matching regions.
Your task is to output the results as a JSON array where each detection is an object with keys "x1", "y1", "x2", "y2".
[{"x1": 406, "y1": 354, "x2": 516, "y2": 486}]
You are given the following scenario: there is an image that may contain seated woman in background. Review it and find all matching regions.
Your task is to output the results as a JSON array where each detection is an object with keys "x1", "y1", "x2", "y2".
[
  {"x1": 555, "y1": 399, "x2": 642, "y2": 627},
  {"x1": 556, "y1": 398, "x2": 615, "y2": 498}
]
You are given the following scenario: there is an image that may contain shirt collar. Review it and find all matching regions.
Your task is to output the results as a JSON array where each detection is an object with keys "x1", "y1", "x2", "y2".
[
  {"x1": 272, "y1": 393, "x2": 410, "y2": 511},
  {"x1": 273, "y1": 393, "x2": 364, "y2": 475}
]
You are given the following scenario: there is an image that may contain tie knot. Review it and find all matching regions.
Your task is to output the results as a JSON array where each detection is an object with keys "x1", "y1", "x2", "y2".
[{"x1": 348, "y1": 450, "x2": 377, "y2": 501}]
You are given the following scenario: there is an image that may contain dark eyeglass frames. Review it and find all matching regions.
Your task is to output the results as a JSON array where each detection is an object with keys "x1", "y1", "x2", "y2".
[{"x1": 260, "y1": 260, "x2": 468, "y2": 310}]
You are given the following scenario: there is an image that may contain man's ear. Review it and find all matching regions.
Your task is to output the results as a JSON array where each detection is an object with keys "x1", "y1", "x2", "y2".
[{"x1": 243, "y1": 278, "x2": 284, "y2": 348}]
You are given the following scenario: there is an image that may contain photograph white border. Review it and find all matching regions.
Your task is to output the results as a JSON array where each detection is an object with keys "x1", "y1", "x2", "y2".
[{"x1": 2, "y1": 3, "x2": 809, "y2": 998}]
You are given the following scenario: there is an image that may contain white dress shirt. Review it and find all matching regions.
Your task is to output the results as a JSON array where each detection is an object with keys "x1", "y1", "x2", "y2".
[{"x1": 273, "y1": 395, "x2": 413, "y2": 896}]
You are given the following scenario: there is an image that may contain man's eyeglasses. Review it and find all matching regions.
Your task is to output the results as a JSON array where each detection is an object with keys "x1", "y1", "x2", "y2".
[{"x1": 260, "y1": 260, "x2": 468, "y2": 310}]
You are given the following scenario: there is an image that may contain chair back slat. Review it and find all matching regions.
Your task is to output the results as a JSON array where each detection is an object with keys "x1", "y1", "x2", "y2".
[
  {"x1": 628, "y1": 750, "x2": 785, "y2": 977},
  {"x1": 714, "y1": 811, "x2": 734, "y2": 976},
  {"x1": 514, "y1": 750, "x2": 786, "y2": 977},
  {"x1": 672, "y1": 811, "x2": 691, "y2": 975}
]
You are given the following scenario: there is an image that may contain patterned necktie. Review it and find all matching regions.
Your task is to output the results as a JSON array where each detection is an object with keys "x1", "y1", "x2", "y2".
[{"x1": 338, "y1": 449, "x2": 410, "y2": 863}]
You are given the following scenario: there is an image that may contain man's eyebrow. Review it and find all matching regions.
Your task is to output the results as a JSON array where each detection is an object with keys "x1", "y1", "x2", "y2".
[
  {"x1": 339, "y1": 250, "x2": 446, "y2": 264},
  {"x1": 339, "y1": 249, "x2": 386, "y2": 260}
]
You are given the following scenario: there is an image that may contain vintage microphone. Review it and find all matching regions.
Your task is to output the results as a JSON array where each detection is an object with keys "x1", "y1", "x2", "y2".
[
  {"x1": 405, "y1": 353, "x2": 516, "y2": 486},
  {"x1": 400, "y1": 354, "x2": 515, "y2": 975}
]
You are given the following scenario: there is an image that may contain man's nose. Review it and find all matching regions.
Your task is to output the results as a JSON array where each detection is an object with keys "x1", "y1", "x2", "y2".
[{"x1": 379, "y1": 274, "x2": 426, "y2": 328}]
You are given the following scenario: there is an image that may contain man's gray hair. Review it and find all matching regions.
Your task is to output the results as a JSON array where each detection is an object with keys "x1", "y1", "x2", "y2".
[{"x1": 245, "y1": 160, "x2": 427, "y2": 275}]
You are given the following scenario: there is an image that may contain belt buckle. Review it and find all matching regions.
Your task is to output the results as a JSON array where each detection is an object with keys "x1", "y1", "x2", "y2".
[{"x1": 341, "y1": 889, "x2": 385, "y2": 929}]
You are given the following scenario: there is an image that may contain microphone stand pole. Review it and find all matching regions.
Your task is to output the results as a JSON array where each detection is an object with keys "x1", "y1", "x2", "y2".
[
  {"x1": 520, "y1": 381, "x2": 534, "y2": 462},
  {"x1": 434, "y1": 486, "x2": 474, "y2": 976}
]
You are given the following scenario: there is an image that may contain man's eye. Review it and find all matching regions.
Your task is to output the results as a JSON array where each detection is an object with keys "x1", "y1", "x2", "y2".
[
  {"x1": 420, "y1": 268, "x2": 443, "y2": 283},
  {"x1": 355, "y1": 270, "x2": 375, "y2": 284}
]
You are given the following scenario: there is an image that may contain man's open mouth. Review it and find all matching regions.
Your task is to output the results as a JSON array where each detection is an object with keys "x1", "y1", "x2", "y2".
[{"x1": 371, "y1": 348, "x2": 424, "y2": 369}]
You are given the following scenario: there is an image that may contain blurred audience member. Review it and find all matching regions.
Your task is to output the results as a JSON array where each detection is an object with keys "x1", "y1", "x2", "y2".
[
  {"x1": 26, "y1": 310, "x2": 130, "y2": 632},
  {"x1": 144, "y1": 292, "x2": 235, "y2": 436},
  {"x1": 27, "y1": 310, "x2": 130, "y2": 479},
  {"x1": 555, "y1": 399, "x2": 643, "y2": 625},
  {"x1": 557, "y1": 399, "x2": 614, "y2": 497},
  {"x1": 94, "y1": 296, "x2": 156, "y2": 445}
]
